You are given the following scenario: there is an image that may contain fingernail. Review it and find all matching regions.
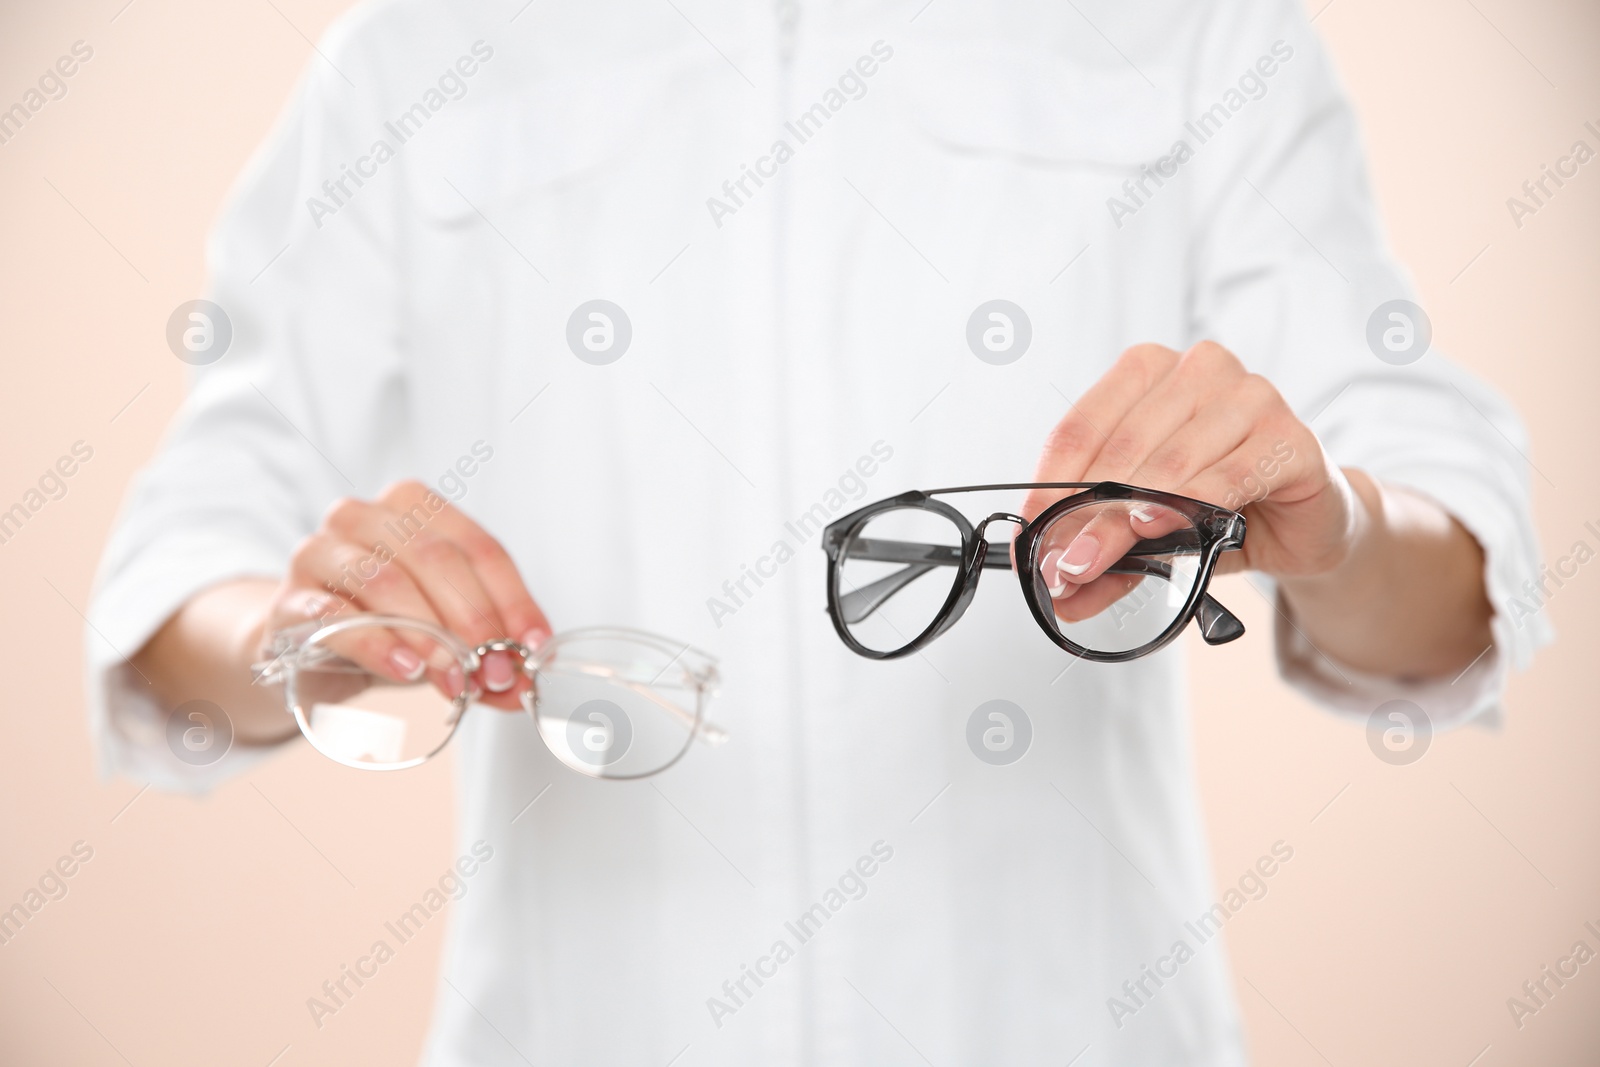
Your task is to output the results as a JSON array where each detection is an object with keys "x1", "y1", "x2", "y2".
[
  {"x1": 1041, "y1": 549, "x2": 1079, "y2": 598},
  {"x1": 390, "y1": 646, "x2": 425, "y2": 681},
  {"x1": 481, "y1": 652, "x2": 516, "y2": 693},
  {"x1": 1130, "y1": 505, "x2": 1156, "y2": 524},
  {"x1": 1043, "y1": 549, "x2": 1066, "y2": 595},
  {"x1": 1058, "y1": 533, "x2": 1099, "y2": 575},
  {"x1": 520, "y1": 627, "x2": 551, "y2": 651},
  {"x1": 303, "y1": 594, "x2": 335, "y2": 618}
]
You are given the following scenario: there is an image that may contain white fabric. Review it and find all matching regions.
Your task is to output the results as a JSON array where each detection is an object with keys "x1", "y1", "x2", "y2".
[{"x1": 86, "y1": 1, "x2": 1551, "y2": 1063}]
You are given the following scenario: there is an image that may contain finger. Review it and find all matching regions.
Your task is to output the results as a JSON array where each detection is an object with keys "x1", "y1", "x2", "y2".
[
  {"x1": 378, "y1": 481, "x2": 552, "y2": 648},
  {"x1": 323, "y1": 498, "x2": 534, "y2": 711},
  {"x1": 324, "y1": 495, "x2": 507, "y2": 646},
  {"x1": 288, "y1": 529, "x2": 470, "y2": 702},
  {"x1": 1179, "y1": 430, "x2": 1334, "y2": 580},
  {"x1": 1176, "y1": 431, "x2": 1308, "y2": 513},
  {"x1": 1035, "y1": 490, "x2": 1224, "y2": 609},
  {"x1": 1034, "y1": 501, "x2": 1144, "y2": 594},
  {"x1": 291, "y1": 526, "x2": 447, "y2": 640},
  {"x1": 1022, "y1": 344, "x2": 1180, "y2": 520},
  {"x1": 1129, "y1": 373, "x2": 1278, "y2": 499},
  {"x1": 1070, "y1": 372, "x2": 1275, "y2": 555},
  {"x1": 323, "y1": 623, "x2": 454, "y2": 689},
  {"x1": 263, "y1": 581, "x2": 430, "y2": 685},
  {"x1": 1081, "y1": 341, "x2": 1249, "y2": 486},
  {"x1": 1127, "y1": 500, "x2": 1193, "y2": 542},
  {"x1": 385, "y1": 532, "x2": 534, "y2": 705},
  {"x1": 286, "y1": 527, "x2": 519, "y2": 710},
  {"x1": 1038, "y1": 363, "x2": 1275, "y2": 592},
  {"x1": 1046, "y1": 570, "x2": 1147, "y2": 624},
  {"x1": 370, "y1": 486, "x2": 544, "y2": 709},
  {"x1": 264, "y1": 585, "x2": 350, "y2": 633}
]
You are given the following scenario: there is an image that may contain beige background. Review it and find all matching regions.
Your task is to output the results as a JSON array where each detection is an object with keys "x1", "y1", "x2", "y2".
[{"x1": 1, "y1": 1, "x2": 1596, "y2": 1064}]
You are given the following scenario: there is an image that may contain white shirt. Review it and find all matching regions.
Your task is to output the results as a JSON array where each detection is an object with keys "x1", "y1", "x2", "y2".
[{"x1": 87, "y1": 1, "x2": 1550, "y2": 1063}]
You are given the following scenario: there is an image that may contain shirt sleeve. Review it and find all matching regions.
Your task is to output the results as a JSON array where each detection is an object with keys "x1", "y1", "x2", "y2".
[
  {"x1": 1185, "y1": 0, "x2": 1552, "y2": 729},
  {"x1": 85, "y1": 25, "x2": 414, "y2": 792}
]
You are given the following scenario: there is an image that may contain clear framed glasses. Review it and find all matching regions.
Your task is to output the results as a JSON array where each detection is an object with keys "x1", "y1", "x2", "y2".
[
  {"x1": 822, "y1": 481, "x2": 1248, "y2": 662},
  {"x1": 252, "y1": 615, "x2": 724, "y2": 779}
]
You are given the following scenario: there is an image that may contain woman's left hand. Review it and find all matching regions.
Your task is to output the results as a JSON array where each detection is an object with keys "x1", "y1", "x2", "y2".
[
  {"x1": 1023, "y1": 340, "x2": 1493, "y2": 679},
  {"x1": 1021, "y1": 340, "x2": 1362, "y2": 594}
]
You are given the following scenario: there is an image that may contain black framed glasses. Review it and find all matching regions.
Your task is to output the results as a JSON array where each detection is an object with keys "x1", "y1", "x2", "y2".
[{"x1": 821, "y1": 482, "x2": 1248, "y2": 662}]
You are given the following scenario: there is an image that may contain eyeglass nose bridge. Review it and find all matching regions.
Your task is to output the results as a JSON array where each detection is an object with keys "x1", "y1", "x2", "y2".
[
  {"x1": 474, "y1": 636, "x2": 534, "y2": 666},
  {"x1": 470, "y1": 636, "x2": 542, "y2": 692},
  {"x1": 971, "y1": 512, "x2": 1029, "y2": 567},
  {"x1": 448, "y1": 638, "x2": 539, "y2": 725},
  {"x1": 972, "y1": 511, "x2": 1028, "y2": 541},
  {"x1": 926, "y1": 511, "x2": 1031, "y2": 644},
  {"x1": 437, "y1": 638, "x2": 535, "y2": 729}
]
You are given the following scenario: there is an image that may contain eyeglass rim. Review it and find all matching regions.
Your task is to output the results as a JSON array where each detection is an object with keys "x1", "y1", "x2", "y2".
[
  {"x1": 527, "y1": 627, "x2": 721, "y2": 781},
  {"x1": 824, "y1": 495, "x2": 976, "y2": 660},
  {"x1": 821, "y1": 481, "x2": 1246, "y2": 663}
]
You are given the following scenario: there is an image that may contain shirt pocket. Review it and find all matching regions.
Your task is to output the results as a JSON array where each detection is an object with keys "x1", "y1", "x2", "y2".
[
  {"x1": 900, "y1": 41, "x2": 1181, "y2": 163},
  {"x1": 869, "y1": 41, "x2": 1189, "y2": 275},
  {"x1": 405, "y1": 63, "x2": 673, "y2": 228},
  {"x1": 402, "y1": 47, "x2": 736, "y2": 307}
]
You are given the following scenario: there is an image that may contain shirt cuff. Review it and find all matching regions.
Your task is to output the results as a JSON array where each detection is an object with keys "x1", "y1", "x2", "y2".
[
  {"x1": 1273, "y1": 585, "x2": 1505, "y2": 729},
  {"x1": 1270, "y1": 475, "x2": 1554, "y2": 732},
  {"x1": 85, "y1": 532, "x2": 294, "y2": 794}
]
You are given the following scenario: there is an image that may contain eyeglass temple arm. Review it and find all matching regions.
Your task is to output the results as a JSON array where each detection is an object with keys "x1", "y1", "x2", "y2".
[
  {"x1": 835, "y1": 538, "x2": 1244, "y2": 645},
  {"x1": 250, "y1": 620, "x2": 325, "y2": 686},
  {"x1": 552, "y1": 663, "x2": 728, "y2": 746},
  {"x1": 251, "y1": 654, "x2": 297, "y2": 687},
  {"x1": 1111, "y1": 556, "x2": 1245, "y2": 646}
]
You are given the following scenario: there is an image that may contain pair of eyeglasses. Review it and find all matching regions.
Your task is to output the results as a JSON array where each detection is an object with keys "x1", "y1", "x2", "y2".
[
  {"x1": 822, "y1": 482, "x2": 1247, "y2": 662},
  {"x1": 252, "y1": 615, "x2": 724, "y2": 779}
]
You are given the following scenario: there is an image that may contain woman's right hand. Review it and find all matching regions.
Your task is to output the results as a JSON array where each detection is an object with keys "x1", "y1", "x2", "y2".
[{"x1": 258, "y1": 480, "x2": 551, "y2": 712}]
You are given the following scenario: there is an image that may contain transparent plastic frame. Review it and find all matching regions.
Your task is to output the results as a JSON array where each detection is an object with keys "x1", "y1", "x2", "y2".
[{"x1": 253, "y1": 616, "x2": 725, "y2": 778}]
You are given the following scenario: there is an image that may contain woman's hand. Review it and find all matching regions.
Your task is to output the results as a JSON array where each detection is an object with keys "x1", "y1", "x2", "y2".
[
  {"x1": 1024, "y1": 341, "x2": 1492, "y2": 678},
  {"x1": 1023, "y1": 341, "x2": 1357, "y2": 586},
  {"x1": 258, "y1": 480, "x2": 551, "y2": 711}
]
